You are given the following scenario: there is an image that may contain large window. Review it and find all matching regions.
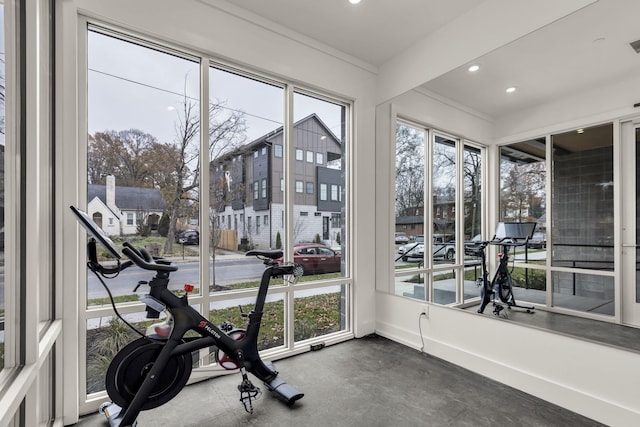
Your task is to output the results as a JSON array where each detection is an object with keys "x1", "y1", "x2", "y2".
[
  {"x1": 551, "y1": 123, "x2": 614, "y2": 315},
  {"x1": 84, "y1": 25, "x2": 352, "y2": 405},
  {"x1": 394, "y1": 120, "x2": 483, "y2": 305},
  {"x1": 499, "y1": 139, "x2": 547, "y2": 306},
  {"x1": 86, "y1": 28, "x2": 201, "y2": 396},
  {"x1": 497, "y1": 124, "x2": 616, "y2": 317}
]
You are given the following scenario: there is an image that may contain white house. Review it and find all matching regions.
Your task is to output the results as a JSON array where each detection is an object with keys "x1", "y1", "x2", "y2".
[{"x1": 87, "y1": 175, "x2": 166, "y2": 236}]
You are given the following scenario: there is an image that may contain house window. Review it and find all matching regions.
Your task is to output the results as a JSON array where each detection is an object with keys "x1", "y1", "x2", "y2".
[
  {"x1": 126, "y1": 212, "x2": 134, "y2": 226},
  {"x1": 254, "y1": 151, "x2": 259, "y2": 158},
  {"x1": 331, "y1": 185, "x2": 338, "y2": 201},
  {"x1": 306, "y1": 182, "x2": 314, "y2": 194},
  {"x1": 320, "y1": 183, "x2": 328, "y2": 201},
  {"x1": 262, "y1": 146, "x2": 267, "y2": 155},
  {"x1": 296, "y1": 180, "x2": 304, "y2": 193},
  {"x1": 316, "y1": 152, "x2": 324, "y2": 165},
  {"x1": 256, "y1": 219, "x2": 260, "y2": 234},
  {"x1": 274, "y1": 144, "x2": 283, "y2": 157},
  {"x1": 300, "y1": 212, "x2": 308, "y2": 216},
  {"x1": 261, "y1": 178, "x2": 267, "y2": 198},
  {"x1": 296, "y1": 149, "x2": 304, "y2": 161},
  {"x1": 248, "y1": 217, "x2": 252, "y2": 233},
  {"x1": 254, "y1": 181, "x2": 259, "y2": 200},
  {"x1": 306, "y1": 150, "x2": 314, "y2": 163},
  {"x1": 264, "y1": 215, "x2": 268, "y2": 225},
  {"x1": 331, "y1": 213, "x2": 341, "y2": 228}
]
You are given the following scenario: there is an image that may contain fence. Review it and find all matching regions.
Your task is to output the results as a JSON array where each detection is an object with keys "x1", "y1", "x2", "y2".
[{"x1": 216, "y1": 229, "x2": 238, "y2": 251}]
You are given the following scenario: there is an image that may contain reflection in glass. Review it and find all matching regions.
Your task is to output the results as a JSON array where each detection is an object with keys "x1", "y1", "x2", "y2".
[
  {"x1": 394, "y1": 123, "x2": 426, "y2": 271},
  {"x1": 463, "y1": 145, "x2": 482, "y2": 302},
  {"x1": 433, "y1": 135, "x2": 456, "y2": 264},
  {"x1": 552, "y1": 272, "x2": 614, "y2": 315},
  {"x1": 464, "y1": 145, "x2": 482, "y2": 241},
  {"x1": 434, "y1": 270, "x2": 457, "y2": 305},
  {"x1": 551, "y1": 124, "x2": 614, "y2": 315},
  {"x1": 499, "y1": 139, "x2": 547, "y2": 301},
  {"x1": 394, "y1": 272, "x2": 428, "y2": 301}
]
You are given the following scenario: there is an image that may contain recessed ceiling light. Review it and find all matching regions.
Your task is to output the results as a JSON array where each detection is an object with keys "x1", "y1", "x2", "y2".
[
  {"x1": 577, "y1": 129, "x2": 585, "y2": 134},
  {"x1": 468, "y1": 64, "x2": 480, "y2": 72},
  {"x1": 349, "y1": 0, "x2": 361, "y2": 4},
  {"x1": 505, "y1": 87, "x2": 517, "y2": 93}
]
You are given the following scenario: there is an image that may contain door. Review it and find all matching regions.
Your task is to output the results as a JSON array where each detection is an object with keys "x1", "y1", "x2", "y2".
[{"x1": 622, "y1": 119, "x2": 640, "y2": 326}]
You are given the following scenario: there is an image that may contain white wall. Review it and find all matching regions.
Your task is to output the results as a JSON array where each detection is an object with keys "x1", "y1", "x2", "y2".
[
  {"x1": 373, "y1": 54, "x2": 640, "y2": 427},
  {"x1": 376, "y1": 294, "x2": 640, "y2": 426},
  {"x1": 374, "y1": 88, "x2": 494, "y2": 295}
]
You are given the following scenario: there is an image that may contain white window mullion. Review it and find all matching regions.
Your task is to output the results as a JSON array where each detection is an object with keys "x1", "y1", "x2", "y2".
[
  {"x1": 284, "y1": 85, "x2": 295, "y2": 350},
  {"x1": 199, "y1": 60, "x2": 211, "y2": 335}
]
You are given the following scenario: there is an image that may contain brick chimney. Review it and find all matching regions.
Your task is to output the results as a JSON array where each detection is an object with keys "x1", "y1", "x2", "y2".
[{"x1": 106, "y1": 175, "x2": 117, "y2": 211}]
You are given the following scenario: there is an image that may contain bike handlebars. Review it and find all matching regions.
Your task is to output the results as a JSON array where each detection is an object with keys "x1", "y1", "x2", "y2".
[{"x1": 122, "y1": 242, "x2": 178, "y2": 272}]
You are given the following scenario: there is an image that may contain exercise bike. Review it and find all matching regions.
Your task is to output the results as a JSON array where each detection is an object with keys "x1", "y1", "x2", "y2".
[
  {"x1": 71, "y1": 206, "x2": 304, "y2": 427},
  {"x1": 465, "y1": 222, "x2": 536, "y2": 317}
]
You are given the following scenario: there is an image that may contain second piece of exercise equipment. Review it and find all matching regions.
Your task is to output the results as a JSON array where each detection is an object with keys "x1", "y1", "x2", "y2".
[{"x1": 465, "y1": 222, "x2": 537, "y2": 316}]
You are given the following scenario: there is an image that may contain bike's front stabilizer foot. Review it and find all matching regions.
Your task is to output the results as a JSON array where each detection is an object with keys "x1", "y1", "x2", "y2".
[
  {"x1": 262, "y1": 361, "x2": 304, "y2": 406},
  {"x1": 98, "y1": 402, "x2": 138, "y2": 427}
]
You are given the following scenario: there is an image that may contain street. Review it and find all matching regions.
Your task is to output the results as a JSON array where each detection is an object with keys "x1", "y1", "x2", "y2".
[{"x1": 87, "y1": 256, "x2": 266, "y2": 300}]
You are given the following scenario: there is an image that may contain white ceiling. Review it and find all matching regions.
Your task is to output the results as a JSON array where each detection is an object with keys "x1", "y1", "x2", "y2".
[
  {"x1": 423, "y1": 0, "x2": 640, "y2": 118},
  {"x1": 221, "y1": 0, "x2": 485, "y2": 66},
  {"x1": 216, "y1": 0, "x2": 640, "y2": 118}
]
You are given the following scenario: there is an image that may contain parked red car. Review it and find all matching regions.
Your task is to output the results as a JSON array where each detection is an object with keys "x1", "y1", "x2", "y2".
[{"x1": 277, "y1": 243, "x2": 341, "y2": 276}]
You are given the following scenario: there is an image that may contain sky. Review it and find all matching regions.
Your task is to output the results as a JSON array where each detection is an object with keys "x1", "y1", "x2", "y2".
[{"x1": 87, "y1": 30, "x2": 344, "y2": 149}]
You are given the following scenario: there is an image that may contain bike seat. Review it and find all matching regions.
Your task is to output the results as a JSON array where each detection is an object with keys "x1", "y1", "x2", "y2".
[{"x1": 246, "y1": 249, "x2": 283, "y2": 260}]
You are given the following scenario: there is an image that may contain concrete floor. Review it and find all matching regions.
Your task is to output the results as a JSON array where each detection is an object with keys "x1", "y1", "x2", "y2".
[{"x1": 75, "y1": 335, "x2": 602, "y2": 427}]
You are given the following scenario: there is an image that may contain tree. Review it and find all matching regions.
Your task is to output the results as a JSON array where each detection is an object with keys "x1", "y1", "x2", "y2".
[
  {"x1": 87, "y1": 78, "x2": 248, "y2": 253},
  {"x1": 395, "y1": 124, "x2": 425, "y2": 216},
  {"x1": 88, "y1": 129, "x2": 158, "y2": 186},
  {"x1": 500, "y1": 161, "x2": 545, "y2": 221},
  {"x1": 161, "y1": 93, "x2": 248, "y2": 254}
]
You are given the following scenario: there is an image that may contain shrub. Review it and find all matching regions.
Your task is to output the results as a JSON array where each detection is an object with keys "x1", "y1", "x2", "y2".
[
  {"x1": 158, "y1": 213, "x2": 170, "y2": 237},
  {"x1": 275, "y1": 231, "x2": 282, "y2": 249}
]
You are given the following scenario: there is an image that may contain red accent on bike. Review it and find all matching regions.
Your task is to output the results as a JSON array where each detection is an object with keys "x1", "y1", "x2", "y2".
[
  {"x1": 184, "y1": 283, "x2": 194, "y2": 293},
  {"x1": 498, "y1": 252, "x2": 504, "y2": 259}
]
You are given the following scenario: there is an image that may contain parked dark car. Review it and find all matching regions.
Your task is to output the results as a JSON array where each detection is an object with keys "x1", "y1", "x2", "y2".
[
  {"x1": 277, "y1": 243, "x2": 341, "y2": 276},
  {"x1": 175, "y1": 230, "x2": 199, "y2": 245}
]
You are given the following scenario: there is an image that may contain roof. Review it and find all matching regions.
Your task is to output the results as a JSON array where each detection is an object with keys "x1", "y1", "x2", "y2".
[
  {"x1": 214, "y1": 113, "x2": 342, "y2": 163},
  {"x1": 88, "y1": 184, "x2": 166, "y2": 211}
]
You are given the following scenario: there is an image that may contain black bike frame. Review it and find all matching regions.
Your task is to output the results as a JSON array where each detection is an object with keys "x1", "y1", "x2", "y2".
[
  {"x1": 474, "y1": 239, "x2": 534, "y2": 315},
  {"x1": 101, "y1": 243, "x2": 301, "y2": 426},
  {"x1": 72, "y1": 204, "x2": 302, "y2": 426}
]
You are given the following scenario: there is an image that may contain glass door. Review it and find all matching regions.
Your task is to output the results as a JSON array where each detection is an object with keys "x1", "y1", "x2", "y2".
[{"x1": 622, "y1": 120, "x2": 640, "y2": 326}]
